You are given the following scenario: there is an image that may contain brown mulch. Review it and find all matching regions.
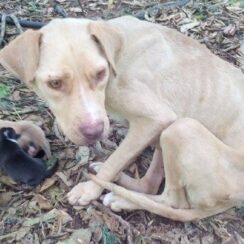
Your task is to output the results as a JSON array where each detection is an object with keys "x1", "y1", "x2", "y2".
[{"x1": 0, "y1": 0, "x2": 244, "y2": 243}]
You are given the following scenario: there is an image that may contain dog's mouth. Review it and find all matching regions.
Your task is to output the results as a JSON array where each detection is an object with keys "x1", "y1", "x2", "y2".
[
  {"x1": 84, "y1": 137, "x2": 99, "y2": 146},
  {"x1": 61, "y1": 123, "x2": 109, "y2": 146},
  {"x1": 55, "y1": 115, "x2": 110, "y2": 146}
]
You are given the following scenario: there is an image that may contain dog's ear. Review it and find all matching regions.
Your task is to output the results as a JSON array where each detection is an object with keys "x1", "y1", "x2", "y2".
[
  {"x1": 0, "y1": 30, "x2": 42, "y2": 85},
  {"x1": 88, "y1": 21, "x2": 123, "y2": 75}
]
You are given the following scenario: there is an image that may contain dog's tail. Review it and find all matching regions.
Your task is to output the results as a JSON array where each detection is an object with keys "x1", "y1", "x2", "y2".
[
  {"x1": 90, "y1": 175, "x2": 233, "y2": 222},
  {"x1": 45, "y1": 160, "x2": 59, "y2": 178}
]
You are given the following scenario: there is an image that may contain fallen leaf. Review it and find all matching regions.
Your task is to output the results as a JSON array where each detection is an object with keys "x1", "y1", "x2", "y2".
[
  {"x1": 108, "y1": 0, "x2": 114, "y2": 9},
  {"x1": 35, "y1": 194, "x2": 53, "y2": 210},
  {"x1": 180, "y1": 22, "x2": 200, "y2": 33},
  {"x1": 0, "y1": 83, "x2": 10, "y2": 98},
  {"x1": 57, "y1": 209, "x2": 73, "y2": 224},
  {"x1": 56, "y1": 172, "x2": 73, "y2": 187},
  {"x1": 54, "y1": 4, "x2": 67, "y2": 17},
  {"x1": 23, "y1": 208, "x2": 69, "y2": 227},
  {"x1": 39, "y1": 176, "x2": 57, "y2": 193},
  {"x1": 0, "y1": 227, "x2": 30, "y2": 242},
  {"x1": 47, "y1": 185, "x2": 65, "y2": 202},
  {"x1": 69, "y1": 7, "x2": 82, "y2": 13},
  {"x1": 101, "y1": 225, "x2": 120, "y2": 244},
  {"x1": 10, "y1": 90, "x2": 21, "y2": 101},
  {"x1": 76, "y1": 146, "x2": 90, "y2": 165},
  {"x1": 0, "y1": 191, "x2": 14, "y2": 206},
  {"x1": 223, "y1": 24, "x2": 237, "y2": 37},
  {"x1": 0, "y1": 175, "x2": 17, "y2": 185},
  {"x1": 58, "y1": 228, "x2": 92, "y2": 244}
]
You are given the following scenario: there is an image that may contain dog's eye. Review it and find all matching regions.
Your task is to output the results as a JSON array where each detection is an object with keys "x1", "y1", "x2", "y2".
[
  {"x1": 95, "y1": 69, "x2": 106, "y2": 83},
  {"x1": 48, "y1": 80, "x2": 62, "y2": 90}
]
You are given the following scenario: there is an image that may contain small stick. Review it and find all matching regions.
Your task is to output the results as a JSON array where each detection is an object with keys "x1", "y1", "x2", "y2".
[
  {"x1": 0, "y1": 13, "x2": 6, "y2": 46},
  {"x1": 0, "y1": 14, "x2": 46, "y2": 29},
  {"x1": 9, "y1": 14, "x2": 23, "y2": 33}
]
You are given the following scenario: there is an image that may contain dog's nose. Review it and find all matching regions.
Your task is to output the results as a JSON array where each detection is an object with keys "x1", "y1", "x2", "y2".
[{"x1": 80, "y1": 121, "x2": 104, "y2": 140}]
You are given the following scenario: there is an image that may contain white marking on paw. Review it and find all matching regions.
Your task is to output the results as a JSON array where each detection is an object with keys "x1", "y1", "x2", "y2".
[{"x1": 103, "y1": 192, "x2": 115, "y2": 206}]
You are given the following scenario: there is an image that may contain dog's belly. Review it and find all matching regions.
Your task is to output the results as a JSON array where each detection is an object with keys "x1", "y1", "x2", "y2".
[{"x1": 166, "y1": 69, "x2": 244, "y2": 148}]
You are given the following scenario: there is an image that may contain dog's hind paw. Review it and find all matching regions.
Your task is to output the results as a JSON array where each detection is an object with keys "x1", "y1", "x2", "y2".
[{"x1": 102, "y1": 192, "x2": 138, "y2": 212}]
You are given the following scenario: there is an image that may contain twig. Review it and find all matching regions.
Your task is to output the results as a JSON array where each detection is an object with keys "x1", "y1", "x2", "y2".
[
  {"x1": 0, "y1": 14, "x2": 45, "y2": 29},
  {"x1": 93, "y1": 201, "x2": 137, "y2": 244},
  {"x1": 223, "y1": 44, "x2": 240, "y2": 52},
  {"x1": 9, "y1": 14, "x2": 23, "y2": 33},
  {"x1": 0, "y1": 13, "x2": 6, "y2": 46}
]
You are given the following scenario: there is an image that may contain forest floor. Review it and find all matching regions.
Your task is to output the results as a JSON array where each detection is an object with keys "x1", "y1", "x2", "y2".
[{"x1": 0, "y1": 0, "x2": 244, "y2": 243}]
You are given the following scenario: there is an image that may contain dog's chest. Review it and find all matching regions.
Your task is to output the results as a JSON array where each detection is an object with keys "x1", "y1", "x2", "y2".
[{"x1": 108, "y1": 111, "x2": 128, "y2": 127}]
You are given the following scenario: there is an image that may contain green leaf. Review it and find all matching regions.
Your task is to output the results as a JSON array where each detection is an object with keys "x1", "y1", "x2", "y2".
[
  {"x1": 0, "y1": 84, "x2": 10, "y2": 98},
  {"x1": 23, "y1": 209, "x2": 57, "y2": 227},
  {"x1": 102, "y1": 226, "x2": 120, "y2": 244},
  {"x1": 227, "y1": 0, "x2": 240, "y2": 6}
]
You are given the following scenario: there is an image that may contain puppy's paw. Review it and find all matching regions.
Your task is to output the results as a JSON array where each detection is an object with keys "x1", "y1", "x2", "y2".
[
  {"x1": 102, "y1": 192, "x2": 138, "y2": 212},
  {"x1": 67, "y1": 181, "x2": 102, "y2": 206}
]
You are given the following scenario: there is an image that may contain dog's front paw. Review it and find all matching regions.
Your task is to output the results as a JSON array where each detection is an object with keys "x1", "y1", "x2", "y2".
[
  {"x1": 102, "y1": 192, "x2": 138, "y2": 212},
  {"x1": 67, "y1": 180, "x2": 102, "y2": 205}
]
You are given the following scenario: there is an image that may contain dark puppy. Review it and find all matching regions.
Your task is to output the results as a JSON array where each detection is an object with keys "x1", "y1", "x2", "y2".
[{"x1": 0, "y1": 127, "x2": 58, "y2": 187}]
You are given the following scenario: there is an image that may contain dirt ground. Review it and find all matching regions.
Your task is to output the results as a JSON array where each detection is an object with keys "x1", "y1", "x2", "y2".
[{"x1": 0, "y1": 0, "x2": 244, "y2": 243}]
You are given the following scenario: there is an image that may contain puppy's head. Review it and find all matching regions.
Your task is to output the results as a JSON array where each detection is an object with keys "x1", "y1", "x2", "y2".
[{"x1": 0, "y1": 19, "x2": 123, "y2": 145}]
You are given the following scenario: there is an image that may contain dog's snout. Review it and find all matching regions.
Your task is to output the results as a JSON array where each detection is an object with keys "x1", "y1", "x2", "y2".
[{"x1": 80, "y1": 120, "x2": 104, "y2": 140}]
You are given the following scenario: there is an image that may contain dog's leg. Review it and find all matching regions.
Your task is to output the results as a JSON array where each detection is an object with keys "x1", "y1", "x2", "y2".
[
  {"x1": 115, "y1": 145, "x2": 164, "y2": 194},
  {"x1": 90, "y1": 145, "x2": 164, "y2": 194},
  {"x1": 67, "y1": 111, "x2": 176, "y2": 205},
  {"x1": 96, "y1": 118, "x2": 238, "y2": 220}
]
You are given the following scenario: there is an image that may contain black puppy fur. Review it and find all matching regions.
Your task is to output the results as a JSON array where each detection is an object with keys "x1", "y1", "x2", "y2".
[{"x1": 0, "y1": 127, "x2": 58, "y2": 187}]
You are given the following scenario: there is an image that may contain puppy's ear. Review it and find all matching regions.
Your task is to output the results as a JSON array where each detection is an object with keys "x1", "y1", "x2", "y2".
[
  {"x1": 0, "y1": 30, "x2": 42, "y2": 85},
  {"x1": 88, "y1": 21, "x2": 123, "y2": 75}
]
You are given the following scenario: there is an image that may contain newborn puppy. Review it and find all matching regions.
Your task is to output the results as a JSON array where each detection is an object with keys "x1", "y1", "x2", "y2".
[
  {"x1": 21, "y1": 141, "x2": 45, "y2": 158},
  {"x1": 0, "y1": 127, "x2": 58, "y2": 187},
  {"x1": 0, "y1": 120, "x2": 51, "y2": 159}
]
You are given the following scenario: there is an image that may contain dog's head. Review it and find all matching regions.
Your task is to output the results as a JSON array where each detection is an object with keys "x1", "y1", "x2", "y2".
[{"x1": 0, "y1": 19, "x2": 123, "y2": 145}]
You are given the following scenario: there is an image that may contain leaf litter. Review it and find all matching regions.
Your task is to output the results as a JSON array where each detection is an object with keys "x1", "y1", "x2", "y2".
[{"x1": 0, "y1": 0, "x2": 244, "y2": 243}]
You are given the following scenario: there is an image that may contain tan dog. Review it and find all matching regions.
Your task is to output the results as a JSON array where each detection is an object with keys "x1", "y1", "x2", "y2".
[
  {"x1": 0, "y1": 16, "x2": 244, "y2": 221},
  {"x1": 0, "y1": 120, "x2": 51, "y2": 158}
]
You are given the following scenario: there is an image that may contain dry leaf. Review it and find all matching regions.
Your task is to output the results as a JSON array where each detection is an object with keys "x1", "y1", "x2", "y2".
[
  {"x1": 35, "y1": 194, "x2": 53, "y2": 210},
  {"x1": 0, "y1": 227, "x2": 30, "y2": 242},
  {"x1": 58, "y1": 228, "x2": 92, "y2": 244},
  {"x1": 56, "y1": 172, "x2": 73, "y2": 187},
  {"x1": 39, "y1": 176, "x2": 57, "y2": 193},
  {"x1": 69, "y1": 7, "x2": 82, "y2": 13},
  {"x1": 76, "y1": 146, "x2": 90, "y2": 165},
  {"x1": 0, "y1": 191, "x2": 14, "y2": 206}
]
